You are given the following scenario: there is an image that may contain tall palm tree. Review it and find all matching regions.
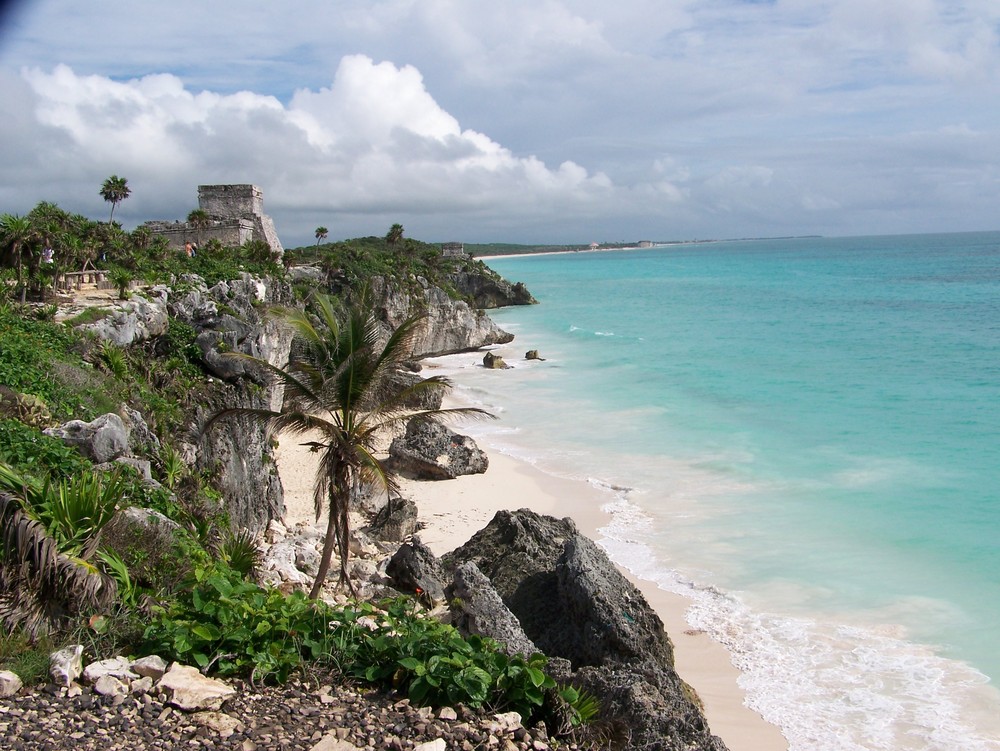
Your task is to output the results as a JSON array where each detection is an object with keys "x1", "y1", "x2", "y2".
[
  {"x1": 385, "y1": 223, "x2": 404, "y2": 246},
  {"x1": 315, "y1": 226, "x2": 329, "y2": 246},
  {"x1": 100, "y1": 175, "x2": 131, "y2": 224},
  {"x1": 204, "y1": 292, "x2": 490, "y2": 598},
  {"x1": 0, "y1": 213, "x2": 36, "y2": 303}
]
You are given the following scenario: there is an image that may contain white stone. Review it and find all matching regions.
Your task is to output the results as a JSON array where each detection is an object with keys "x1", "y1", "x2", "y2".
[
  {"x1": 83, "y1": 656, "x2": 137, "y2": 685},
  {"x1": 436, "y1": 706, "x2": 458, "y2": 721},
  {"x1": 93, "y1": 675, "x2": 129, "y2": 698},
  {"x1": 0, "y1": 671, "x2": 22, "y2": 698},
  {"x1": 309, "y1": 735, "x2": 363, "y2": 751},
  {"x1": 49, "y1": 645, "x2": 83, "y2": 687},
  {"x1": 265, "y1": 519, "x2": 287, "y2": 543},
  {"x1": 192, "y1": 710, "x2": 242, "y2": 737},
  {"x1": 489, "y1": 711, "x2": 523, "y2": 734},
  {"x1": 130, "y1": 676, "x2": 154, "y2": 694},
  {"x1": 413, "y1": 741, "x2": 446, "y2": 751},
  {"x1": 158, "y1": 663, "x2": 236, "y2": 711},
  {"x1": 130, "y1": 655, "x2": 168, "y2": 680}
]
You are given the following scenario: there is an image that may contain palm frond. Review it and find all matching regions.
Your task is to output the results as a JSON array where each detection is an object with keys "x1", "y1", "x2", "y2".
[{"x1": 0, "y1": 493, "x2": 117, "y2": 638}]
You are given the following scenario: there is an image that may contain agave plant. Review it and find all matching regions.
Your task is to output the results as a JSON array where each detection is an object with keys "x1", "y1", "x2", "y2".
[{"x1": 219, "y1": 528, "x2": 261, "y2": 580}]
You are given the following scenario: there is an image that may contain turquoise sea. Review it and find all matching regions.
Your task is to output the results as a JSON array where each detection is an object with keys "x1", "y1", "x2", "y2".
[{"x1": 430, "y1": 233, "x2": 1000, "y2": 750}]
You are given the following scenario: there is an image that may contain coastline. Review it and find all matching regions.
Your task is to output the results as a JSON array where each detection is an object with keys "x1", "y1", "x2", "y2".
[{"x1": 276, "y1": 422, "x2": 788, "y2": 751}]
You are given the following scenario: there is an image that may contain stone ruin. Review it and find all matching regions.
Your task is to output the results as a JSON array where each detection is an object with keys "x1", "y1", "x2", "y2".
[{"x1": 144, "y1": 184, "x2": 284, "y2": 256}]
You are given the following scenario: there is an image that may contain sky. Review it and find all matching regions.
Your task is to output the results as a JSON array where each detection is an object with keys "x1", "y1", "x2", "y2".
[{"x1": 0, "y1": 0, "x2": 998, "y2": 247}]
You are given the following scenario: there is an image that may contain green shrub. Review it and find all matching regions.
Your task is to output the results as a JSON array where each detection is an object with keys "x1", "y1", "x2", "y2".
[{"x1": 0, "y1": 419, "x2": 91, "y2": 478}]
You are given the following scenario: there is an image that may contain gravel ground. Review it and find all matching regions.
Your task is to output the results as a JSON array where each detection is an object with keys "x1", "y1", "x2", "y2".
[{"x1": 0, "y1": 672, "x2": 589, "y2": 751}]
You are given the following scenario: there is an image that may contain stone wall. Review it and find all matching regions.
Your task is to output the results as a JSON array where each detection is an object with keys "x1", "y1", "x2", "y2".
[{"x1": 144, "y1": 184, "x2": 283, "y2": 256}]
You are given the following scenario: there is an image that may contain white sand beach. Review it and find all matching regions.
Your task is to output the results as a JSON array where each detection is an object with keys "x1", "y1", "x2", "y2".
[{"x1": 276, "y1": 430, "x2": 788, "y2": 751}]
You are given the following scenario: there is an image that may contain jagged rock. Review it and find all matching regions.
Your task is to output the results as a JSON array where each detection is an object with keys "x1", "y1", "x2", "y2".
[
  {"x1": 524, "y1": 350, "x2": 545, "y2": 361},
  {"x1": 0, "y1": 670, "x2": 22, "y2": 697},
  {"x1": 83, "y1": 656, "x2": 138, "y2": 685},
  {"x1": 130, "y1": 655, "x2": 168, "y2": 681},
  {"x1": 483, "y1": 352, "x2": 509, "y2": 369},
  {"x1": 447, "y1": 271, "x2": 537, "y2": 309},
  {"x1": 44, "y1": 412, "x2": 129, "y2": 463},
  {"x1": 49, "y1": 645, "x2": 83, "y2": 687},
  {"x1": 386, "y1": 538, "x2": 448, "y2": 606},
  {"x1": 260, "y1": 537, "x2": 319, "y2": 587},
  {"x1": 385, "y1": 419, "x2": 488, "y2": 480},
  {"x1": 73, "y1": 287, "x2": 169, "y2": 346},
  {"x1": 158, "y1": 663, "x2": 236, "y2": 711},
  {"x1": 265, "y1": 519, "x2": 288, "y2": 543},
  {"x1": 130, "y1": 676, "x2": 154, "y2": 694},
  {"x1": 448, "y1": 562, "x2": 539, "y2": 658},
  {"x1": 365, "y1": 497, "x2": 419, "y2": 542},
  {"x1": 413, "y1": 740, "x2": 447, "y2": 751},
  {"x1": 444, "y1": 509, "x2": 729, "y2": 751}
]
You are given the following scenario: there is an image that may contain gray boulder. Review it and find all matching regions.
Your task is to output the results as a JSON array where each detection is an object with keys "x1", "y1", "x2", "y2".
[
  {"x1": 44, "y1": 412, "x2": 129, "y2": 464},
  {"x1": 386, "y1": 419, "x2": 488, "y2": 481},
  {"x1": 365, "y1": 497, "x2": 419, "y2": 542},
  {"x1": 386, "y1": 538, "x2": 448, "y2": 607},
  {"x1": 443, "y1": 509, "x2": 728, "y2": 751},
  {"x1": 448, "y1": 562, "x2": 539, "y2": 658},
  {"x1": 386, "y1": 370, "x2": 445, "y2": 412}
]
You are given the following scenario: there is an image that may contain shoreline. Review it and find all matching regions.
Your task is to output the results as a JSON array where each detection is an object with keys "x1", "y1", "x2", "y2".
[
  {"x1": 396, "y1": 451, "x2": 788, "y2": 751},
  {"x1": 276, "y1": 427, "x2": 788, "y2": 751}
]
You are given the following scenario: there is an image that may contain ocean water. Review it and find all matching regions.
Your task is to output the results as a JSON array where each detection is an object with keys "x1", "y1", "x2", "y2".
[{"x1": 428, "y1": 233, "x2": 1000, "y2": 750}]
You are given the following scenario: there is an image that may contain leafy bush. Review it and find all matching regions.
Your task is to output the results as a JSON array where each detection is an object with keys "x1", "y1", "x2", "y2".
[
  {"x1": 142, "y1": 564, "x2": 334, "y2": 682},
  {"x1": 0, "y1": 419, "x2": 91, "y2": 478}
]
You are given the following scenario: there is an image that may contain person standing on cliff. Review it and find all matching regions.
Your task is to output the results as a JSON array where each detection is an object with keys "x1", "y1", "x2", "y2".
[{"x1": 184, "y1": 241, "x2": 193, "y2": 257}]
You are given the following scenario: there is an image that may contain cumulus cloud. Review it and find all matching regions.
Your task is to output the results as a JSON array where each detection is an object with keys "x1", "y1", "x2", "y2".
[{"x1": 0, "y1": 55, "x2": 639, "y2": 243}]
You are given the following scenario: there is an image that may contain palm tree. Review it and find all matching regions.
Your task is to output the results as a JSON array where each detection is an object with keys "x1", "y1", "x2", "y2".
[
  {"x1": 187, "y1": 208, "x2": 212, "y2": 248},
  {"x1": 0, "y1": 213, "x2": 35, "y2": 303},
  {"x1": 100, "y1": 175, "x2": 131, "y2": 224},
  {"x1": 315, "y1": 226, "x2": 329, "y2": 246},
  {"x1": 204, "y1": 291, "x2": 489, "y2": 598},
  {"x1": 385, "y1": 223, "x2": 404, "y2": 246}
]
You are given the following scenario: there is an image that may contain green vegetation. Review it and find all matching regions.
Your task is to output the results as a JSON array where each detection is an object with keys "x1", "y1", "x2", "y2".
[
  {"x1": 99, "y1": 175, "x2": 131, "y2": 224},
  {"x1": 0, "y1": 202, "x2": 588, "y2": 734},
  {"x1": 286, "y1": 230, "x2": 485, "y2": 302}
]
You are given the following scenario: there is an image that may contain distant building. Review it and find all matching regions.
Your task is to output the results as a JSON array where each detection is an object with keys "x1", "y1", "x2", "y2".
[
  {"x1": 589, "y1": 242, "x2": 600, "y2": 250},
  {"x1": 144, "y1": 184, "x2": 283, "y2": 256},
  {"x1": 441, "y1": 242, "x2": 467, "y2": 258},
  {"x1": 638, "y1": 240, "x2": 653, "y2": 248}
]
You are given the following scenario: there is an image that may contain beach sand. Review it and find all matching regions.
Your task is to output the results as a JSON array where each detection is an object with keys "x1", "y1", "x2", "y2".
[{"x1": 276, "y1": 432, "x2": 788, "y2": 751}]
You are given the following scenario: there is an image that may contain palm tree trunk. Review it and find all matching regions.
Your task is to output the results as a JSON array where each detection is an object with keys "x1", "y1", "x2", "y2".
[{"x1": 309, "y1": 485, "x2": 340, "y2": 600}]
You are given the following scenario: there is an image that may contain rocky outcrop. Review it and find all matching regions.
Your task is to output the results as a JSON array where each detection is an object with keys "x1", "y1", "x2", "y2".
[
  {"x1": 364, "y1": 497, "x2": 419, "y2": 542},
  {"x1": 385, "y1": 419, "x2": 489, "y2": 480},
  {"x1": 443, "y1": 509, "x2": 728, "y2": 751},
  {"x1": 170, "y1": 273, "x2": 295, "y2": 532},
  {"x1": 386, "y1": 538, "x2": 448, "y2": 607},
  {"x1": 447, "y1": 271, "x2": 537, "y2": 309},
  {"x1": 72, "y1": 287, "x2": 170, "y2": 346},
  {"x1": 371, "y1": 277, "x2": 514, "y2": 358}
]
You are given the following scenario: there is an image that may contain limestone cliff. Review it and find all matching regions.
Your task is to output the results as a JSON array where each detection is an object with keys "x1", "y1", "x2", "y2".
[{"x1": 370, "y1": 276, "x2": 515, "y2": 358}]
